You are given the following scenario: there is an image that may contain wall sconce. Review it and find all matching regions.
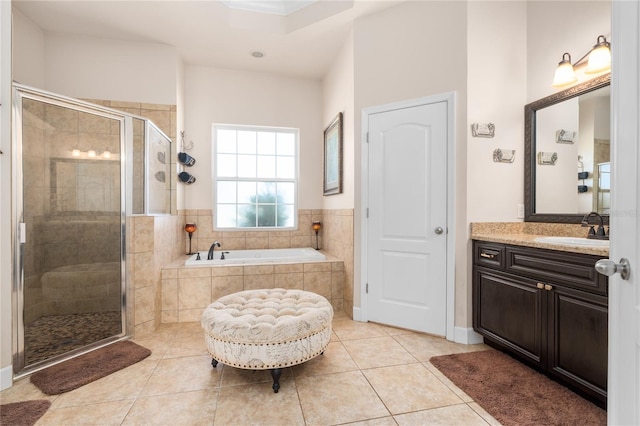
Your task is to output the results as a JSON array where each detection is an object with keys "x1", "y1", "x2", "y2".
[
  {"x1": 552, "y1": 35, "x2": 611, "y2": 87},
  {"x1": 185, "y1": 223, "x2": 197, "y2": 255},
  {"x1": 312, "y1": 221, "x2": 321, "y2": 250}
]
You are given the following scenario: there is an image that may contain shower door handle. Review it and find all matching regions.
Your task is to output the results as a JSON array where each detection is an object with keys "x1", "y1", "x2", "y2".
[{"x1": 19, "y1": 223, "x2": 26, "y2": 243}]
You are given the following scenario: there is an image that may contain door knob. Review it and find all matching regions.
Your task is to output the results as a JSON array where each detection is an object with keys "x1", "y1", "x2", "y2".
[
  {"x1": 435, "y1": 227, "x2": 444, "y2": 235},
  {"x1": 595, "y1": 258, "x2": 630, "y2": 280}
]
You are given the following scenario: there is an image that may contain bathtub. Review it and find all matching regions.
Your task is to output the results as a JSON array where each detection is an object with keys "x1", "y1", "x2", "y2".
[{"x1": 185, "y1": 247, "x2": 325, "y2": 266}]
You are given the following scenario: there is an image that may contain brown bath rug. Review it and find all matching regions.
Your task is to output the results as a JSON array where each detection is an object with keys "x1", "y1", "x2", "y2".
[
  {"x1": 0, "y1": 400, "x2": 51, "y2": 426},
  {"x1": 30, "y1": 340, "x2": 151, "y2": 395},
  {"x1": 430, "y1": 350, "x2": 606, "y2": 426}
]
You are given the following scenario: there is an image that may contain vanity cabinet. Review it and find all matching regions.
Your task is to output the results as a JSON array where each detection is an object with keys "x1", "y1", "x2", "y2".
[{"x1": 472, "y1": 241, "x2": 608, "y2": 405}]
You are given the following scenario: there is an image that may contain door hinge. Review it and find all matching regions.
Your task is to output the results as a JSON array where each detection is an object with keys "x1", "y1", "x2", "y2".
[
  {"x1": 366, "y1": 208, "x2": 369, "y2": 218},
  {"x1": 366, "y1": 132, "x2": 369, "y2": 143},
  {"x1": 366, "y1": 283, "x2": 369, "y2": 293}
]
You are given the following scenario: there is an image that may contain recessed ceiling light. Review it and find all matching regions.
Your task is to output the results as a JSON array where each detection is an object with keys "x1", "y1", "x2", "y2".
[{"x1": 250, "y1": 50, "x2": 265, "y2": 58}]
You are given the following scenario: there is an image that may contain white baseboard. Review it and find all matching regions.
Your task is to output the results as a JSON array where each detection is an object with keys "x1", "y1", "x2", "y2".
[
  {"x1": 454, "y1": 327, "x2": 484, "y2": 345},
  {"x1": 352, "y1": 307, "x2": 363, "y2": 322},
  {"x1": 1, "y1": 364, "x2": 13, "y2": 391}
]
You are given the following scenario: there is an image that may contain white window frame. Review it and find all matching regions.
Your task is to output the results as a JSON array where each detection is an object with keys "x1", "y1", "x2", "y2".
[{"x1": 212, "y1": 123, "x2": 299, "y2": 231}]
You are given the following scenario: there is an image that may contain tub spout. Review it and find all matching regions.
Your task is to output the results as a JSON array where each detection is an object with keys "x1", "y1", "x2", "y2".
[{"x1": 207, "y1": 241, "x2": 221, "y2": 260}]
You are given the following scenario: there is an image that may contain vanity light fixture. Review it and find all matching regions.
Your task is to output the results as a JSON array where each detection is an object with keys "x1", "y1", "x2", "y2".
[{"x1": 552, "y1": 35, "x2": 611, "y2": 87}]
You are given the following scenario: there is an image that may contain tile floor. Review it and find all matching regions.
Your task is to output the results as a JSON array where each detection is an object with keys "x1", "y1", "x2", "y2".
[{"x1": 1, "y1": 312, "x2": 501, "y2": 425}]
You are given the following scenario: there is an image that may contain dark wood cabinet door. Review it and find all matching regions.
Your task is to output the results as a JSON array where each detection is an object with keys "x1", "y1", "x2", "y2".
[
  {"x1": 547, "y1": 285, "x2": 608, "y2": 403},
  {"x1": 473, "y1": 268, "x2": 545, "y2": 366}
]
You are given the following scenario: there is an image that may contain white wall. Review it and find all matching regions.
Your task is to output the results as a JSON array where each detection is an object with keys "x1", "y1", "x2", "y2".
[
  {"x1": 11, "y1": 7, "x2": 45, "y2": 88},
  {"x1": 466, "y1": 1, "x2": 527, "y2": 223},
  {"x1": 527, "y1": 1, "x2": 611, "y2": 102},
  {"x1": 352, "y1": 1, "x2": 468, "y2": 319},
  {"x1": 322, "y1": 29, "x2": 354, "y2": 209},
  {"x1": 1, "y1": 0, "x2": 14, "y2": 391},
  {"x1": 44, "y1": 34, "x2": 178, "y2": 104},
  {"x1": 183, "y1": 66, "x2": 323, "y2": 210}
]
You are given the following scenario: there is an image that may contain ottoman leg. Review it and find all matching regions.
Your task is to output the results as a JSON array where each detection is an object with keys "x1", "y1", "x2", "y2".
[
  {"x1": 211, "y1": 358, "x2": 218, "y2": 368},
  {"x1": 270, "y1": 368, "x2": 282, "y2": 393}
]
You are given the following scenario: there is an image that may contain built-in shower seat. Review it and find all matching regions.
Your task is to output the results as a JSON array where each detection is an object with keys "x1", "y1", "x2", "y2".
[{"x1": 201, "y1": 288, "x2": 333, "y2": 392}]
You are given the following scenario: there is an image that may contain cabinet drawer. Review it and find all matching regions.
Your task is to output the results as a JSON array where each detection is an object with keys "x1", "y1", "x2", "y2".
[
  {"x1": 474, "y1": 242, "x2": 505, "y2": 269},
  {"x1": 506, "y1": 246, "x2": 607, "y2": 295}
]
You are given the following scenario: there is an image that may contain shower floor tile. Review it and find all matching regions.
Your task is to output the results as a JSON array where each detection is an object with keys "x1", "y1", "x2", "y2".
[{"x1": 24, "y1": 311, "x2": 122, "y2": 365}]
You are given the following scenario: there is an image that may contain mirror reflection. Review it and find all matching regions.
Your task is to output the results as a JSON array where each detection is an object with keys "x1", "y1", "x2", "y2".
[
  {"x1": 535, "y1": 86, "x2": 610, "y2": 214},
  {"x1": 524, "y1": 74, "x2": 610, "y2": 223}
]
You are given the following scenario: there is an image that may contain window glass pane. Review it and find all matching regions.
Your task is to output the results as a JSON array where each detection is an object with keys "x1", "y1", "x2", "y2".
[
  {"x1": 278, "y1": 205, "x2": 294, "y2": 227},
  {"x1": 217, "y1": 154, "x2": 236, "y2": 177},
  {"x1": 276, "y1": 156, "x2": 295, "y2": 179},
  {"x1": 217, "y1": 181, "x2": 236, "y2": 203},
  {"x1": 217, "y1": 129, "x2": 236, "y2": 153},
  {"x1": 238, "y1": 131, "x2": 256, "y2": 154},
  {"x1": 258, "y1": 205, "x2": 276, "y2": 227},
  {"x1": 238, "y1": 181, "x2": 256, "y2": 203},
  {"x1": 277, "y1": 133, "x2": 295, "y2": 155},
  {"x1": 277, "y1": 182, "x2": 295, "y2": 204},
  {"x1": 238, "y1": 204, "x2": 256, "y2": 227},
  {"x1": 257, "y1": 156, "x2": 276, "y2": 178},
  {"x1": 257, "y1": 182, "x2": 276, "y2": 203},
  {"x1": 257, "y1": 132, "x2": 276, "y2": 155},
  {"x1": 237, "y1": 155, "x2": 256, "y2": 178},
  {"x1": 217, "y1": 205, "x2": 237, "y2": 228}
]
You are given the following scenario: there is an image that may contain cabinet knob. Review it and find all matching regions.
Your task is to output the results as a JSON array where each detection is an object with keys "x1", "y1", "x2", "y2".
[
  {"x1": 536, "y1": 283, "x2": 545, "y2": 289},
  {"x1": 544, "y1": 284, "x2": 553, "y2": 291}
]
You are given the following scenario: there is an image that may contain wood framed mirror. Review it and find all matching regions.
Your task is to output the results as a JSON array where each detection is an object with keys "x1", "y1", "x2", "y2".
[{"x1": 524, "y1": 73, "x2": 611, "y2": 223}]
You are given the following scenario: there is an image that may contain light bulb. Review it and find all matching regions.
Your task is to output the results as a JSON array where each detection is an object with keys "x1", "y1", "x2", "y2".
[{"x1": 88, "y1": 150, "x2": 96, "y2": 158}]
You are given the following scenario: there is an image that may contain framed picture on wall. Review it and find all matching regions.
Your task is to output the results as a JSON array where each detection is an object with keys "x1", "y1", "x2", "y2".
[{"x1": 323, "y1": 112, "x2": 343, "y2": 196}]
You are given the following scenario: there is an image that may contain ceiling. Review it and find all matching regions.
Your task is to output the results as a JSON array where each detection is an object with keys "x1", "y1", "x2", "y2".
[{"x1": 13, "y1": 0, "x2": 403, "y2": 79}]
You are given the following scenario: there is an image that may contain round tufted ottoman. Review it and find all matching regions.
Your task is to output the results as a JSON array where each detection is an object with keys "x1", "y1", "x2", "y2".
[{"x1": 201, "y1": 288, "x2": 333, "y2": 392}]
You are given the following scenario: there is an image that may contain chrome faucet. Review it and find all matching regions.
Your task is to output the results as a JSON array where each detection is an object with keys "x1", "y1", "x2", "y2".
[
  {"x1": 581, "y1": 212, "x2": 608, "y2": 239},
  {"x1": 207, "y1": 241, "x2": 221, "y2": 260}
]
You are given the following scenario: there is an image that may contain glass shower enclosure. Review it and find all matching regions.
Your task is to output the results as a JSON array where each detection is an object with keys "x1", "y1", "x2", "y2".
[{"x1": 11, "y1": 84, "x2": 172, "y2": 377}]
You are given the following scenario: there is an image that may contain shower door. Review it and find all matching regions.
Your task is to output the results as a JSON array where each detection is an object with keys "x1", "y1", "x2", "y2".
[{"x1": 13, "y1": 86, "x2": 127, "y2": 375}]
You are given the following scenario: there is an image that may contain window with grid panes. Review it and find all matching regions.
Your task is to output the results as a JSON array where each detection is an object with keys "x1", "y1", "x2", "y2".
[{"x1": 213, "y1": 125, "x2": 298, "y2": 229}]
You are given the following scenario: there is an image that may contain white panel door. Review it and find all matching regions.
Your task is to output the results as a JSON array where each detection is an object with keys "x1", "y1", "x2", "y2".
[
  {"x1": 608, "y1": 0, "x2": 640, "y2": 423},
  {"x1": 366, "y1": 101, "x2": 447, "y2": 335}
]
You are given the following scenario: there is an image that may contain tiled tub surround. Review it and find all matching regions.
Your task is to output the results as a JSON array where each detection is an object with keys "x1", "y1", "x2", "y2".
[
  {"x1": 471, "y1": 222, "x2": 609, "y2": 256},
  {"x1": 161, "y1": 254, "x2": 345, "y2": 324},
  {"x1": 182, "y1": 208, "x2": 355, "y2": 317}
]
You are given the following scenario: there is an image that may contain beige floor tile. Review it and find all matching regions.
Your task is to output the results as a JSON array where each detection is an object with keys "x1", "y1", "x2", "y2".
[
  {"x1": 393, "y1": 332, "x2": 489, "y2": 362},
  {"x1": 344, "y1": 417, "x2": 399, "y2": 426},
  {"x1": 213, "y1": 379, "x2": 304, "y2": 425},
  {"x1": 423, "y1": 361, "x2": 474, "y2": 402},
  {"x1": 0, "y1": 377, "x2": 57, "y2": 405},
  {"x1": 132, "y1": 332, "x2": 177, "y2": 360},
  {"x1": 468, "y1": 401, "x2": 503, "y2": 426},
  {"x1": 342, "y1": 336, "x2": 417, "y2": 369},
  {"x1": 163, "y1": 331, "x2": 209, "y2": 358},
  {"x1": 37, "y1": 399, "x2": 134, "y2": 426},
  {"x1": 220, "y1": 365, "x2": 292, "y2": 387},
  {"x1": 139, "y1": 355, "x2": 221, "y2": 397},
  {"x1": 393, "y1": 403, "x2": 490, "y2": 426},
  {"x1": 296, "y1": 371, "x2": 389, "y2": 425},
  {"x1": 332, "y1": 319, "x2": 389, "y2": 340},
  {"x1": 52, "y1": 358, "x2": 158, "y2": 408},
  {"x1": 363, "y1": 363, "x2": 464, "y2": 414},
  {"x1": 122, "y1": 388, "x2": 218, "y2": 425},
  {"x1": 292, "y1": 341, "x2": 359, "y2": 378}
]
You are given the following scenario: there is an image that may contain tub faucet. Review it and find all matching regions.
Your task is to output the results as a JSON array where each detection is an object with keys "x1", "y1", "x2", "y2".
[
  {"x1": 581, "y1": 212, "x2": 608, "y2": 239},
  {"x1": 207, "y1": 241, "x2": 221, "y2": 260}
]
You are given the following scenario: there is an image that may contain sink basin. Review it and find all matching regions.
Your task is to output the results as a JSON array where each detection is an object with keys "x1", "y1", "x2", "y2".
[{"x1": 534, "y1": 236, "x2": 610, "y2": 247}]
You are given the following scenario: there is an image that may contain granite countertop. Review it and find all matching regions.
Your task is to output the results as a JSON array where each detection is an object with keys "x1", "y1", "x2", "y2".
[{"x1": 471, "y1": 222, "x2": 609, "y2": 257}]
